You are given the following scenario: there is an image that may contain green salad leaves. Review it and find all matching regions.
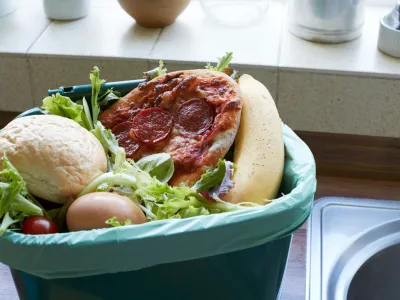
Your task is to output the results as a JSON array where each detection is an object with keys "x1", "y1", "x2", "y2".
[
  {"x1": 192, "y1": 159, "x2": 228, "y2": 192},
  {"x1": 42, "y1": 93, "x2": 92, "y2": 131},
  {"x1": 90, "y1": 66, "x2": 105, "y2": 128},
  {"x1": 79, "y1": 121, "x2": 241, "y2": 221},
  {"x1": 206, "y1": 52, "x2": 233, "y2": 72},
  {"x1": 105, "y1": 216, "x2": 132, "y2": 227},
  {"x1": 0, "y1": 157, "x2": 44, "y2": 234},
  {"x1": 143, "y1": 60, "x2": 168, "y2": 80},
  {"x1": 136, "y1": 153, "x2": 174, "y2": 183},
  {"x1": 205, "y1": 52, "x2": 239, "y2": 80},
  {"x1": 97, "y1": 89, "x2": 120, "y2": 108}
]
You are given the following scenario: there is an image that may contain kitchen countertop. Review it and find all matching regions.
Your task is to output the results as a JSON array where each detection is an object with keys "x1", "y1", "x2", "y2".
[
  {"x1": 0, "y1": 0, "x2": 399, "y2": 138},
  {"x1": 2, "y1": 0, "x2": 397, "y2": 75},
  {"x1": 2, "y1": 175, "x2": 399, "y2": 300}
]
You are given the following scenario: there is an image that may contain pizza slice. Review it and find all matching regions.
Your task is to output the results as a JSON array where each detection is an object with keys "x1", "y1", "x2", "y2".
[{"x1": 99, "y1": 69, "x2": 242, "y2": 188}]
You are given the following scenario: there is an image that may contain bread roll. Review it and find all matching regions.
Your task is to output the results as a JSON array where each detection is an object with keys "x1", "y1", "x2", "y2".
[{"x1": 0, "y1": 115, "x2": 107, "y2": 204}]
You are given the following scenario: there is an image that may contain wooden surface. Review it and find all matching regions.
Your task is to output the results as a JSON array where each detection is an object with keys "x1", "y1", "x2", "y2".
[
  {"x1": 297, "y1": 131, "x2": 400, "y2": 181},
  {"x1": 0, "y1": 111, "x2": 19, "y2": 128},
  {"x1": 0, "y1": 112, "x2": 399, "y2": 299}
]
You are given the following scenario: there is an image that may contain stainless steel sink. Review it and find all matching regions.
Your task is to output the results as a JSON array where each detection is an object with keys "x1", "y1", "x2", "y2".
[
  {"x1": 306, "y1": 197, "x2": 400, "y2": 300},
  {"x1": 347, "y1": 243, "x2": 400, "y2": 300}
]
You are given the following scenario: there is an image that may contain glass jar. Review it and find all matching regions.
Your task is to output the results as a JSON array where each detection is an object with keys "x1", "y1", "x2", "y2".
[
  {"x1": 199, "y1": 0, "x2": 271, "y2": 27},
  {"x1": 43, "y1": 0, "x2": 91, "y2": 21},
  {"x1": 287, "y1": 0, "x2": 367, "y2": 43}
]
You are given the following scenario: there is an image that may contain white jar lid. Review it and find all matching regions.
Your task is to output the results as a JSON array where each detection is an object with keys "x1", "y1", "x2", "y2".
[{"x1": 377, "y1": 4, "x2": 400, "y2": 58}]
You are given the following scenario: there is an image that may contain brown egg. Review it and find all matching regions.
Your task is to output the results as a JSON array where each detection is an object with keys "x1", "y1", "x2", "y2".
[{"x1": 66, "y1": 192, "x2": 146, "y2": 232}]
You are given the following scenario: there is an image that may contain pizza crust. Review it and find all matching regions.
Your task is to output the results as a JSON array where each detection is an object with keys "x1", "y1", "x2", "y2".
[
  {"x1": 99, "y1": 69, "x2": 242, "y2": 187},
  {"x1": 169, "y1": 127, "x2": 240, "y2": 187}
]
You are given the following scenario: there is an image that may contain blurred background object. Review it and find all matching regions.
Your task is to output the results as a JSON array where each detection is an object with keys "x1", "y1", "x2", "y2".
[
  {"x1": 117, "y1": 0, "x2": 191, "y2": 28},
  {"x1": 378, "y1": 0, "x2": 400, "y2": 58},
  {"x1": 43, "y1": 0, "x2": 91, "y2": 21},
  {"x1": 287, "y1": 0, "x2": 366, "y2": 43},
  {"x1": 199, "y1": 0, "x2": 270, "y2": 27},
  {"x1": 0, "y1": 0, "x2": 17, "y2": 18}
]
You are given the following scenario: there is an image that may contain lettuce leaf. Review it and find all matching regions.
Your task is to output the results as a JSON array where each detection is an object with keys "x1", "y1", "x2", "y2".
[
  {"x1": 42, "y1": 93, "x2": 92, "y2": 130},
  {"x1": 205, "y1": 52, "x2": 240, "y2": 80},
  {"x1": 205, "y1": 52, "x2": 233, "y2": 72},
  {"x1": 0, "y1": 213, "x2": 20, "y2": 233},
  {"x1": 137, "y1": 153, "x2": 174, "y2": 183},
  {"x1": 0, "y1": 156, "x2": 44, "y2": 234},
  {"x1": 89, "y1": 66, "x2": 105, "y2": 126},
  {"x1": 208, "y1": 161, "x2": 235, "y2": 198},
  {"x1": 143, "y1": 60, "x2": 167, "y2": 80},
  {"x1": 105, "y1": 216, "x2": 132, "y2": 227},
  {"x1": 192, "y1": 159, "x2": 227, "y2": 192},
  {"x1": 92, "y1": 121, "x2": 126, "y2": 172},
  {"x1": 98, "y1": 89, "x2": 120, "y2": 108},
  {"x1": 192, "y1": 159, "x2": 235, "y2": 201}
]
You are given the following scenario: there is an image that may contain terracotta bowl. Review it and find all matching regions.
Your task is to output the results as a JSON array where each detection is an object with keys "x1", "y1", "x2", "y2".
[{"x1": 117, "y1": 0, "x2": 191, "y2": 28}]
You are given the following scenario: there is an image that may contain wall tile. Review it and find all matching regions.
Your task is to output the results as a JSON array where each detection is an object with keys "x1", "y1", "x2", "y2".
[
  {"x1": 0, "y1": 55, "x2": 33, "y2": 111},
  {"x1": 278, "y1": 71, "x2": 400, "y2": 137}
]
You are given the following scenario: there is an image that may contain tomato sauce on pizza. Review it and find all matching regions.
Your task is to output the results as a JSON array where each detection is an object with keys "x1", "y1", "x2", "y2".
[{"x1": 99, "y1": 69, "x2": 242, "y2": 187}]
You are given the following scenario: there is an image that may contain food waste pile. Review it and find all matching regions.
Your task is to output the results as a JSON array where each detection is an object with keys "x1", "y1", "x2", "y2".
[{"x1": 0, "y1": 53, "x2": 284, "y2": 235}]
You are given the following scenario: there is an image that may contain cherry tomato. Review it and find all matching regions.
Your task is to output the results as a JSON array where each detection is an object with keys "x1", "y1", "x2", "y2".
[{"x1": 22, "y1": 216, "x2": 58, "y2": 235}]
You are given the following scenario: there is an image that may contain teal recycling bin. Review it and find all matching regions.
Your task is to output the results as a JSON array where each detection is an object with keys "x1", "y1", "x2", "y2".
[{"x1": 0, "y1": 80, "x2": 316, "y2": 300}]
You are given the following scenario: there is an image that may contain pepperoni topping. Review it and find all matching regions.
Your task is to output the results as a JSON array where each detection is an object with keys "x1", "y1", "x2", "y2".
[
  {"x1": 131, "y1": 107, "x2": 173, "y2": 145},
  {"x1": 111, "y1": 122, "x2": 140, "y2": 158},
  {"x1": 175, "y1": 99, "x2": 214, "y2": 136}
]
